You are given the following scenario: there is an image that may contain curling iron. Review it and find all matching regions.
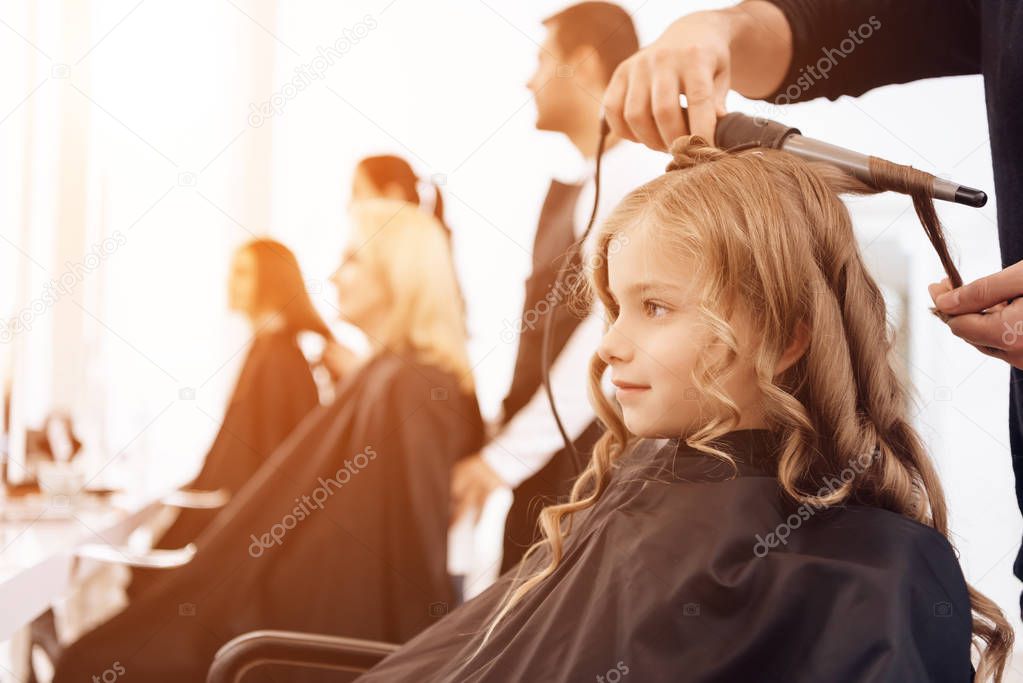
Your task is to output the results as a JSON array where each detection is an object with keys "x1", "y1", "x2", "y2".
[
  {"x1": 716, "y1": 113, "x2": 986, "y2": 208},
  {"x1": 543, "y1": 109, "x2": 989, "y2": 467}
]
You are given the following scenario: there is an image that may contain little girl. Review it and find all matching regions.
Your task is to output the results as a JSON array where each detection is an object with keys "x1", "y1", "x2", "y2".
[{"x1": 359, "y1": 137, "x2": 1013, "y2": 682}]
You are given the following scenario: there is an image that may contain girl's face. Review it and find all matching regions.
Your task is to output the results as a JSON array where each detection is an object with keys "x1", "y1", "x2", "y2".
[
  {"x1": 597, "y1": 227, "x2": 766, "y2": 438},
  {"x1": 330, "y1": 246, "x2": 390, "y2": 332},
  {"x1": 228, "y1": 248, "x2": 259, "y2": 316}
]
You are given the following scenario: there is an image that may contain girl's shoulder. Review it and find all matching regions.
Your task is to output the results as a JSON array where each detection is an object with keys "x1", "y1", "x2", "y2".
[
  {"x1": 591, "y1": 477, "x2": 971, "y2": 678},
  {"x1": 759, "y1": 500, "x2": 966, "y2": 590},
  {"x1": 805, "y1": 502, "x2": 960, "y2": 562},
  {"x1": 599, "y1": 460, "x2": 968, "y2": 604},
  {"x1": 612, "y1": 440, "x2": 962, "y2": 575}
]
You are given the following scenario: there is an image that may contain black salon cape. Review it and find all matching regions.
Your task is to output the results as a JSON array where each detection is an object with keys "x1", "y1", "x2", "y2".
[
  {"x1": 358, "y1": 429, "x2": 974, "y2": 683},
  {"x1": 128, "y1": 328, "x2": 319, "y2": 597},
  {"x1": 53, "y1": 351, "x2": 484, "y2": 683}
]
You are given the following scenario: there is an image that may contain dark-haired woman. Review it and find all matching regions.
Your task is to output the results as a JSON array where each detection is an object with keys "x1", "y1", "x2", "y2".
[{"x1": 129, "y1": 239, "x2": 332, "y2": 594}]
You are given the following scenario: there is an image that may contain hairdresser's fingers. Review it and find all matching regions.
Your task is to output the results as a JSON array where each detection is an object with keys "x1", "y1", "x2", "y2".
[
  {"x1": 928, "y1": 278, "x2": 1011, "y2": 314},
  {"x1": 651, "y1": 69, "x2": 687, "y2": 149},
  {"x1": 963, "y1": 337, "x2": 1022, "y2": 369},
  {"x1": 946, "y1": 313, "x2": 1005, "y2": 349},
  {"x1": 714, "y1": 65, "x2": 730, "y2": 117},
  {"x1": 603, "y1": 60, "x2": 633, "y2": 142},
  {"x1": 930, "y1": 281, "x2": 1008, "y2": 349},
  {"x1": 680, "y1": 58, "x2": 721, "y2": 143},
  {"x1": 935, "y1": 261, "x2": 1023, "y2": 315},
  {"x1": 986, "y1": 301, "x2": 1009, "y2": 314},
  {"x1": 930, "y1": 283, "x2": 1019, "y2": 366},
  {"x1": 946, "y1": 301, "x2": 1023, "y2": 352},
  {"x1": 623, "y1": 62, "x2": 665, "y2": 151},
  {"x1": 975, "y1": 343, "x2": 1010, "y2": 362},
  {"x1": 927, "y1": 279, "x2": 952, "y2": 307}
]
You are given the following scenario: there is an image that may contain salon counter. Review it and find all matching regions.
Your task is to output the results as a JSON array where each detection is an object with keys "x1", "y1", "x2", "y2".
[{"x1": 0, "y1": 491, "x2": 164, "y2": 643}]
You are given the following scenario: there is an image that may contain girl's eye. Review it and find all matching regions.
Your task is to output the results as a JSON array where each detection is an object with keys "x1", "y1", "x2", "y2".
[{"x1": 643, "y1": 300, "x2": 669, "y2": 318}]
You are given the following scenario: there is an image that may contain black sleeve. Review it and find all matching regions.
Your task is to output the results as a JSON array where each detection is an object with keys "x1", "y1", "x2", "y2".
[{"x1": 762, "y1": 0, "x2": 982, "y2": 103}]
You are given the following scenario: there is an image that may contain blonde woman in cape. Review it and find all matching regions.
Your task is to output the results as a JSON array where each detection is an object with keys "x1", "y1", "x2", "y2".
[{"x1": 54, "y1": 200, "x2": 484, "y2": 683}]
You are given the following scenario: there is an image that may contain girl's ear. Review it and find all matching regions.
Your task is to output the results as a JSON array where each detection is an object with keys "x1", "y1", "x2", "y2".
[{"x1": 774, "y1": 320, "x2": 811, "y2": 377}]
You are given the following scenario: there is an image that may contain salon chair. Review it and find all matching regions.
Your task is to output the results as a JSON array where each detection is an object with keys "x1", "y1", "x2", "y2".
[{"x1": 206, "y1": 630, "x2": 400, "y2": 682}]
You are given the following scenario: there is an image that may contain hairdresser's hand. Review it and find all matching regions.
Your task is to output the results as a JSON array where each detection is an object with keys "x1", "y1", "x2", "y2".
[
  {"x1": 928, "y1": 262, "x2": 1023, "y2": 369},
  {"x1": 450, "y1": 453, "x2": 504, "y2": 527},
  {"x1": 603, "y1": 11, "x2": 730, "y2": 149},
  {"x1": 602, "y1": 2, "x2": 792, "y2": 150}
]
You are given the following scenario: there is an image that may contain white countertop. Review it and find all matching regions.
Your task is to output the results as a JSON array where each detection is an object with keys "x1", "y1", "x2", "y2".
[{"x1": 0, "y1": 492, "x2": 163, "y2": 642}]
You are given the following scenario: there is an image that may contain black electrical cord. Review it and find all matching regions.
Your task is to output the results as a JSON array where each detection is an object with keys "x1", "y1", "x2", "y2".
[
  {"x1": 539, "y1": 117, "x2": 610, "y2": 471},
  {"x1": 540, "y1": 110, "x2": 718, "y2": 469}
]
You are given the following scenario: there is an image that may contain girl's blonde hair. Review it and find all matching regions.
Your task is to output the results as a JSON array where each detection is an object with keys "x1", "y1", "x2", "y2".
[
  {"x1": 348, "y1": 199, "x2": 473, "y2": 393},
  {"x1": 484, "y1": 136, "x2": 1011, "y2": 680}
]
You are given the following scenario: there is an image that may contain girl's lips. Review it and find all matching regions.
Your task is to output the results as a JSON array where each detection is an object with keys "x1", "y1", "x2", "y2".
[
  {"x1": 612, "y1": 379, "x2": 649, "y2": 390},
  {"x1": 612, "y1": 380, "x2": 650, "y2": 399}
]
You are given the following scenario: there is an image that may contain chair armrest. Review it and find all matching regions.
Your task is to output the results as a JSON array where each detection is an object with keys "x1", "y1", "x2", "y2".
[
  {"x1": 161, "y1": 488, "x2": 230, "y2": 509},
  {"x1": 206, "y1": 630, "x2": 400, "y2": 683},
  {"x1": 75, "y1": 542, "x2": 196, "y2": 568}
]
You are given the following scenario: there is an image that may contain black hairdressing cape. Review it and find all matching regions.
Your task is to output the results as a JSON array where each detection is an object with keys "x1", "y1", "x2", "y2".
[
  {"x1": 128, "y1": 327, "x2": 319, "y2": 596},
  {"x1": 359, "y1": 429, "x2": 974, "y2": 683},
  {"x1": 53, "y1": 351, "x2": 484, "y2": 683}
]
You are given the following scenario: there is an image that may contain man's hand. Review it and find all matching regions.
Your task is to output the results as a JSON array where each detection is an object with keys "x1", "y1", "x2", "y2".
[
  {"x1": 928, "y1": 261, "x2": 1023, "y2": 369},
  {"x1": 601, "y1": 2, "x2": 792, "y2": 150},
  {"x1": 450, "y1": 453, "x2": 505, "y2": 527}
]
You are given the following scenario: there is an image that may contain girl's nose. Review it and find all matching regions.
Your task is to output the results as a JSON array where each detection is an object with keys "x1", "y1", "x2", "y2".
[{"x1": 597, "y1": 321, "x2": 632, "y2": 365}]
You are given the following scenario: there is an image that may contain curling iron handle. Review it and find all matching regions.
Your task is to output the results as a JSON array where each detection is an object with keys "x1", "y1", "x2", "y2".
[{"x1": 714, "y1": 112, "x2": 800, "y2": 150}]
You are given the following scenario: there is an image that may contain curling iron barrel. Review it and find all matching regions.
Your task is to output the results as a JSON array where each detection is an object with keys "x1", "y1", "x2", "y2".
[{"x1": 713, "y1": 113, "x2": 987, "y2": 208}]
